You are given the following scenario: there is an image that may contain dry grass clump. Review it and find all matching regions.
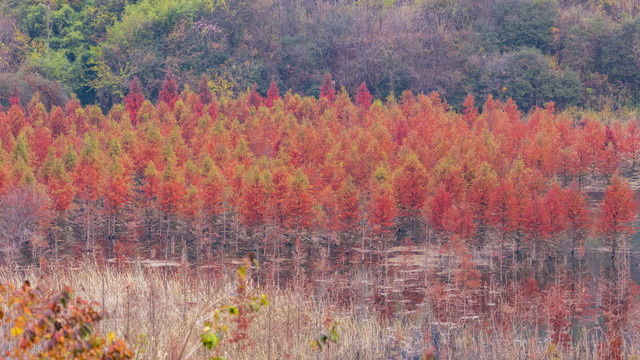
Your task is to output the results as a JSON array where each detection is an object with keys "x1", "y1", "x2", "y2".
[{"x1": 0, "y1": 264, "x2": 408, "y2": 359}]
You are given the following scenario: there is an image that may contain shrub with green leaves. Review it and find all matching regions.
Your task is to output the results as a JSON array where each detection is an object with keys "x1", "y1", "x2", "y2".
[{"x1": 198, "y1": 256, "x2": 269, "y2": 359}]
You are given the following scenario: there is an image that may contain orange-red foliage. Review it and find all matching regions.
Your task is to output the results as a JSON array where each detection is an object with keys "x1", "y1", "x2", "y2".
[
  {"x1": 599, "y1": 175, "x2": 637, "y2": 237},
  {"x1": 0, "y1": 84, "x2": 637, "y2": 280}
]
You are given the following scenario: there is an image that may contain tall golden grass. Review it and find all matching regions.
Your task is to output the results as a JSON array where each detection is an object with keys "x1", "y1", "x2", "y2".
[{"x1": 0, "y1": 263, "x2": 638, "y2": 359}]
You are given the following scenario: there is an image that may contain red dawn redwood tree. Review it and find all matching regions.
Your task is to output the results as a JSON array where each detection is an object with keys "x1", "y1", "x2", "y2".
[
  {"x1": 573, "y1": 134, "x2": 593, "y2": 187},
  {"x1": 394, "y1": 151, "x2": 428, "y2": 241},
  {"x1": 598, "y1": 179, "x2": 640, "y2": 360},
  {"x1": 334, "y1": 175, "x2": 362, "y2": 265},
  {"x1": 488, "y1": 179, "x2": 513, "y2": 282},
  {"x1": 624, "y1": 120, "x2": 640, "y2": 169},
  {"x1": 320, "y1": 72, "x2": 336, "y2": 102},
  {"x1": 544, "y1": 182, "x2": 568, "y2": 235},
  {"x1": 522, "y1": 192, "x2": 550, "y2": 261},
  {"x1": 430, "y1": 184, "x2": 452, "y2": 233},
  {"x1": 565, "y1": 184, "x2": 590, "y2": 258},
  {"x1": 462, "y1": 93, "x2": 478, "y2": 126},
  {"x1": 581, "y1": 118, "x2": 604, "y2": 171},
  {"x1": 564, "y1": 183, "x2": 591, "y2": 286},
  {"x1": 287, "y1": 169, "x2": 314, "y2": 231},
  {"x1": 468, "y1": 162, "x2": 497, "y2": 245},
  {"x1": 240, "y1": 166, "x2": 268, "y2": 229},
  {"x1": 265, "y1": 77, "x2": 280, "y2": 108},
  {"x1": 368, "y1": 166, "x2": 397, "y2": 235},
  {"x1": 335, "y1": 176, "x2": 361, "y2": 232},
  {"x1": 598, "y1": 125, "x2": 622, "y2": 179},
  {"x1": 27, "y1": 96, "x2": 47, "y2": 126},
  {"x1": 392, "y1": 118, "x2": 409, "y2": 146},
  {"x1": 200, "y1": 163, "x2": 225, "y2": 258},
  {"x1": 142, "y1": 161, "x2": 159, "y2": 203},
  {"x1": 74, "y1": 138, "x2": 100, "y2": 201},
  {"x1": 265, "y1": 166, "x2": 291, "y2": 284},
  {"x1": 159, "y1": 158, "x2": 185, "y2": 217},
  {"x1": 7, "y1": 100, "x2": 26, "y2": 138},
  {"x1": 202, "y1": 165, "x2": 225, "y2": 218},
  {"x1": 30, "y1": 123, "x2": 52, "y2": 168},
  {"x1": 105, "y1": 149, "x2": 130, "y2": 218},
  {"x1": 355, "y1": 82, "x2": 372, "y2": 110},
  {"x1": 124, "y1": 77, "x2": 144, "y2": 125},
  {"x1": 441, "y1": 201, "x2": 476, "y2": 239},
  {"x1": 74, "y1": 135, "x2": 103, "y2": 258},
  {"x1": 267, "y1": 166, "x2": 291, "y2": 230},
  {"x1": 48, "y1": 106, "x2": 68, "y2": 137},
  {"x1": 452, "y1": 236, "x2": 482, "y2": 297},
  {"x1": 104, "y1": 149, "x2": 131, "y2": 259},
  {"x1": 599, "y1": 175, "x2": 638, "y2": 269},
  {"x1": 46, "y1": 158, "x2": 75, "y2": 263},
  {"x1": 0, "y1": 152, "x2": 6, "y2": 196},
  {"x1": 239, "y1": 165, "x2": 270, "y2": 259},
  {"x1": 367, "y1": 166, "x2": 397, "y2": 270},
  {"x1": 159, "y1": 157, "x2": 186, "y2": 258},
  {"x1": 49, "y1": 167, "x2": 75, "y2": 213}
]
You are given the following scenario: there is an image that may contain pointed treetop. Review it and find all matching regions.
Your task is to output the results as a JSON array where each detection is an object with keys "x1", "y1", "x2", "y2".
[
  {"x1": 291, "y1": 168, "x2": 310, "y2": 191},
  {"x1": 124, "y1": 76, "x2": 145, "y2": 126},
  {"x1": 600, "y1": 175, "x2": 637, "y2": 235},
  {"x1": 49, "y1": 106, "x2": 68, "y2": 136},
  {"x1": 12, "y1": 132, "x2": 30, "y2": 164},
  {"x1": 355, "y1": 82, "x2": 372, "y2": 110},
  {"x1": 144, "y1": 160, "x2": 158, "y2": 179},
  {"x1": 335, "y1": 175, "x2": 361, "y2": 231},
  {"x1": 564, "y1": 183, "x2": 589, "y2": 232},
  {"x1": 372, "y1": 163, "x2": 392, "y2": 184},
  {"x1": 63, "y1": 144, "x2": 77, "y2": 171},
  {"x1": 368, "y1": 168, "x2": 397, "y2": 234},
  {"x1": 394, "y1": 151, "x2": 428, "y2": 214},
  {"x1": 462, "y1": 93, "x2": 478, "y2": 125},
  {"x1": 265, "y1": 77, "x2": 280, "y2": 108},
  {"x1": 109, "y1": 138, "x2": 122, "y2": 158},
  {"x1": 320, "y1": 72, "x2": 336, "y2": 102}
]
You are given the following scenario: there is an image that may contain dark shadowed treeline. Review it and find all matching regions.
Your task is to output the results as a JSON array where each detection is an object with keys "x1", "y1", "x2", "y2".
[{"x1": 3, "y1": 0, "x2": 640, "y2": 111}]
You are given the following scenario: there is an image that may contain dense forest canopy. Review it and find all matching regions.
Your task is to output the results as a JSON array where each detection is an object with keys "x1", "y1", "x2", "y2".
[
  {"x1": 1, "y1": 75, "x2": 640, "y2": 357},
  {"x1": 2, "y1": 0, "x2": 640, "y2": 111}
]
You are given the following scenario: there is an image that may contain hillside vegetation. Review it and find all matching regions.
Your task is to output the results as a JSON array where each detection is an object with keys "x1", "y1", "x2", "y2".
[{"x1": 2, "y1": 0, "x2": 640, "y2": 111}]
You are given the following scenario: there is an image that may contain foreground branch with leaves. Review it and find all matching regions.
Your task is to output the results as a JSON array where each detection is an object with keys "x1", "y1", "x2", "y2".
[{"x1": 0, "y1": 281, "x2": 131, "y2": 359}]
